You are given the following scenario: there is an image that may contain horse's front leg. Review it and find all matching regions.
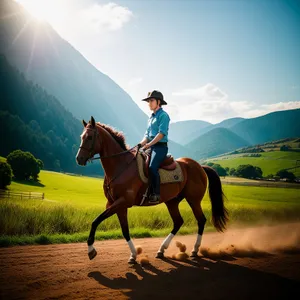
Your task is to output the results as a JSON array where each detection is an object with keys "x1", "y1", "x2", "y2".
[
  {"x1": 87, "y1": 196, "x2": 127, "y2": 260},
  {"x1": 117, "y1": 208, "x2": 137, "y2": 264}
]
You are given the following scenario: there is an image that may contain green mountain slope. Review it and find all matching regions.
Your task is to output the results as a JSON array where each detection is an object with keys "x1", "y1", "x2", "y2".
[
  {"x1": 229, "y1": 109, "x2": 300, "y2": 145},
  {"x1": 183, "y1": 117, "x2": 244, "y2": 145},
  {"x1": 186, "y1": 127, "x2": 250, "y2": 160},
  {"x1": 0, "y1": 55, "x2": 103, "y2": 175},
  {"x1": 0, "y1": 0, "x2": 147, "y2": 146},
  {"x1": 169, "y1": 120, "x2": 211, "y2": 144}
]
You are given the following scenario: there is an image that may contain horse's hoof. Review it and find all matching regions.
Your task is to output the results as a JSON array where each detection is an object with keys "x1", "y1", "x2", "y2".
[
  {"x1": 190, "y1": 251, "x2": 198, "y2": 258},
  {"x1": 156, "y1": 252, "x2": 164, "y2": 259},
  {"x1": 128, "y1": 258, "x2": 137, "y2": 264},
  {"x1": 88, "y1": 248, "x2": 97, "y2": 260}
]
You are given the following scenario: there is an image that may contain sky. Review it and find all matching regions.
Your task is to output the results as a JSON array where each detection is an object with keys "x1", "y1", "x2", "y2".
[{"x1": 16, "y1": 0, "x2": 300, "y2": 124}]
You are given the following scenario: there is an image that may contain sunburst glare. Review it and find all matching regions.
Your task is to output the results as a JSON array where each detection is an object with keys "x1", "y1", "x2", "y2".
[{"x1": 16, "y1": 0, "x2": 66, "y2": 24}]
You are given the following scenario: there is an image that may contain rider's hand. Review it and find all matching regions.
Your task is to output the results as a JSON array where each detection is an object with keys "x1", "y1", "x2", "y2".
[{"x1": 142, "y1": 143, "x2": 150, "y2": 150}]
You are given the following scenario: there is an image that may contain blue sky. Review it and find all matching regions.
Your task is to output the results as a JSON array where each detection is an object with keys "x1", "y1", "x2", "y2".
[{"x1": 17, "y1": 0, "x2": 300, "y2": 123}]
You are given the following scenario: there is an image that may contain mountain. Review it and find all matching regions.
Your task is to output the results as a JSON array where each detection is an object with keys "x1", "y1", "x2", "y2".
[
  {"x1": 186, "y1": 127, "x2": 250, "y2": 160},
  {"x1": 183, "y1": 117, "x2": 244, "y2": 145},
  {"x1": 167, "y1": 140, "x2": 196, "y2": 160},
  {"x1": 0, "y1": 55, "x2": 103, "y2": 176},
  {"x1": 229, "y1": 109, "x2": 300, "y2": 145},
  {"x1": 169, "y1": 120, "x2": 211, "y2": 144},
  {"x1": 0, "y1": 0, "x2": 147, "y2": 146}
]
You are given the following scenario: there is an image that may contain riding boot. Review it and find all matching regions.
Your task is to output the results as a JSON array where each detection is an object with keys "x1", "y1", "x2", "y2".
[{"x1": 148, "y1": 170, "x2": 161, "y2": 204}]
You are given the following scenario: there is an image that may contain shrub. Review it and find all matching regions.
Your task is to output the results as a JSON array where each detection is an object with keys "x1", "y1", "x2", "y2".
[
  {"x1": 276, "y1": 169, "x2": 296, "y2": 181},
  {"x1": 0, "y1": 161, "x2": 12, "y2": 188},
  {"x1": 6, "y1": 150, "x2": 43, "y2": 181},
  {"x1": 235, "y1": 164, "x2": 263, "y2": 179}
]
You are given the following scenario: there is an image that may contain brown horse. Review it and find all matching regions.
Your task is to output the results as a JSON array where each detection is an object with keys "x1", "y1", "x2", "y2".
[{"x1": 76, "y1": 116, "x2": 228, "y2": 263}]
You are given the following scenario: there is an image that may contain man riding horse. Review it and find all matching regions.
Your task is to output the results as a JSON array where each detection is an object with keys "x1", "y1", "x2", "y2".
[{"x1": 138, "y1": 90, "x2": 170, "y2": 204}]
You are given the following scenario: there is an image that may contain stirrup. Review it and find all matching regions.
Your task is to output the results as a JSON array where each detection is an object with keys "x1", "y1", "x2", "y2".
[
  {"x1": 140, "y1": 187, "x2": 149, "y2": 206},
  {"x1": 148, "y1": 194, "x2": 160, "y2": 204}
]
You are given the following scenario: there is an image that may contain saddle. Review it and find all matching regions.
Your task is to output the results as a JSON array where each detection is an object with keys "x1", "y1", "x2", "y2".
[{"x1": 140, "y1": 150, "x2": 176, "y2": 177}]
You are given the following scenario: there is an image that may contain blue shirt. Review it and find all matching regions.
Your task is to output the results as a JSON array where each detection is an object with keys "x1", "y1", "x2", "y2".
[{"x1": 144, "y1": 108, "x2": 170, "y2": 143}]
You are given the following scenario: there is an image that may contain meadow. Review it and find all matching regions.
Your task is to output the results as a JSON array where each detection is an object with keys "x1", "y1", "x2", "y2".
[
  {"x1": 210, "y1": 151, "x2": 300, "y2": 177},
  {"x1": 0, "y1": 170, "x2": 300, "y2": 246}
]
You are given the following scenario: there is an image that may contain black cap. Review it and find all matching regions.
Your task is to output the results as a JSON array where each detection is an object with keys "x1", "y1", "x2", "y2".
[{"x1": 141, "y1": 90, "x2": 167, "y2": 105}]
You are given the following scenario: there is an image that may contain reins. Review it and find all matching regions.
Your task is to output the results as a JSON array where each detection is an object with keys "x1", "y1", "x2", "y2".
[{"x1": 82, "y1": 126, "x2": 142, "y2": 202}]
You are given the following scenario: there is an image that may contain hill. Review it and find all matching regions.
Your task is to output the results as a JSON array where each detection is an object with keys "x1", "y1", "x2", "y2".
[
  {"x1": 0, "y1": 56, "x2": 103, "y2": 175},
  {"x1": 229, "y1": 109, "x2": 300, "y2": 145},
  {"x1": 183, "y1": 117, "x2": 244, "y2": 145},
  {"x1": 169, "y1": 120, "x2": 211, "y2": 145},
  {"x1": 0, "y1": 0, "x2": 147, "y2": 146},
  {"x1": 186, "y1": 127, "x2": 250, "y2": 160},
  {"x1": 205, "y1": 138, "x2": 300, "y2": 177}
]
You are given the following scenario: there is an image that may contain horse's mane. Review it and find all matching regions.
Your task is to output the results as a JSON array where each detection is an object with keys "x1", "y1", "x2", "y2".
[{"x1": 97, "y1": 122, "x2": 129, "y2": 150}]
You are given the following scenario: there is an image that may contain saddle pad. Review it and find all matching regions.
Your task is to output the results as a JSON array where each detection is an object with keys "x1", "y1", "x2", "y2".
[{"x1": 137, "y1": 153, "x2": 184, "y2": 184}]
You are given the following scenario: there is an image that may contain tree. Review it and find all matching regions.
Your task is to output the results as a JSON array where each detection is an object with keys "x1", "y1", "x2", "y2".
[
  {"x1": 211, "y1": 164, "x2": 227, "y2": 177},
  {"x1": 254, "y1": 166, "x2": 263, "y2": 178},
  {"x1": 229, "y1": 168, "x2": 236, "y2": 176},
  {"x1": 37, "y1": 159, "x2": 44, "y2": 169},
  {"x1": 0, "y1": 161, "x2": 12, "y2": 189},
  {"x1": 6, "y1": 150, "x2": 43, "y2": 181},
  {"x1": 276, "y1": 169, "x2": 296, "y2": 181},
  {"x1": 280, "y1": 145, "x2": 291, "y2": 151},
  {"x1": 235, "y1": 164, "x2": 263, "y2": 179}
]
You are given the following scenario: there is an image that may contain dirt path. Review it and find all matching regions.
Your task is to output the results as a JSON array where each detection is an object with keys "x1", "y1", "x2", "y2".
[{"x1": 1, "y1": 223, "x2": 300, "y2": 300}]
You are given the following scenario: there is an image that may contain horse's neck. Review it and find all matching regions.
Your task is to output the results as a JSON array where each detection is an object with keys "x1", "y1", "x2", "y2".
[{"x1": 98, "y1": 128, "x2": 132, "y2": 180}]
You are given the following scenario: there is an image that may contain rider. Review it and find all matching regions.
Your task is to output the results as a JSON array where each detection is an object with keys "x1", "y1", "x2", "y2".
[{"x1": 138, "y1": 90, "x2": 170, "y2": 204}]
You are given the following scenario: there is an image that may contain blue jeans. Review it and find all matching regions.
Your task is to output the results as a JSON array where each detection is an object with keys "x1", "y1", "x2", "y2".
[{"x1": 149, "y1": 144, "x2": 168, "y2": 195}]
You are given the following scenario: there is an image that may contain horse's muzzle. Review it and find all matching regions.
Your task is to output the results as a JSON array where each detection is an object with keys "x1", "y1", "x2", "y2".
[{"x1": 76, "y1": 155, "x2": 87, "y2": 166}]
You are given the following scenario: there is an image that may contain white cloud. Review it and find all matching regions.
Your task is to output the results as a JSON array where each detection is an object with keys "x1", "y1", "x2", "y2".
[
  {"x1": 172, "y1": 83, "x2": 227, "y2": 105},
  {"x1": 170, "y1": 83, "x2": 300, "y2": 123},
  {"x1": 81, "y1": 2, "x2": 133, "y2": 33},
  {"x1": 261, "y1": 101, "x2": 300, "y2": 111}
]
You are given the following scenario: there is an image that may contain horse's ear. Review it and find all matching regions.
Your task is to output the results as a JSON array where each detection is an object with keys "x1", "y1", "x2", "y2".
[
  {"x1": 82, "y1": 119, "x2": 87, "y2": 127},
  {"x1": 91, "y1": 116, "x2": 95, "y2": 128}
]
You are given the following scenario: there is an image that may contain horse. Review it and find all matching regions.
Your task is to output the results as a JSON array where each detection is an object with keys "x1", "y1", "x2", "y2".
[{"x1": 76, "y1": 116, "x2": 229, "y2": 263}]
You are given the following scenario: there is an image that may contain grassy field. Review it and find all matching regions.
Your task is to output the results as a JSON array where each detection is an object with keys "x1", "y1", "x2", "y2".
[
  {"x1": 1, "y1": 170, "x2": 300, "y2": 246},
  {"x1": 210, "y1": 151, "x2": 300, "y2": 177}
]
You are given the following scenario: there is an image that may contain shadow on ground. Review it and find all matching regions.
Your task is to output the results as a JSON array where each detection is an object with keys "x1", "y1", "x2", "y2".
[
  {"x1": 88, "y1": 256, "x2": 299, "y2": 300},
  {"x1": 13, "y1": 179, "x2": 45, "y2": 187}
]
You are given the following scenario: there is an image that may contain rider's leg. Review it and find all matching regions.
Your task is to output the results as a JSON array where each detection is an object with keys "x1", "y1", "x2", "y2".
[{"x1": 148, "y1": 145, "x2": 168, "y2": 202}]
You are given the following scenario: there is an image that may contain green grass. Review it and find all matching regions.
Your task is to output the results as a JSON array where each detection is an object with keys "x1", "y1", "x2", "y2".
[
  {"x1": 211, "y1": 151, "x2": 300, "y2": 176},
  {"x1": 1, "y1": 170, "x2": 300, "y2": 246}
]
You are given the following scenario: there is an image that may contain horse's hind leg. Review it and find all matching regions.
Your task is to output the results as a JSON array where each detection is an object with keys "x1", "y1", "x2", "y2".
[
  {"x1": 156, "y1": 196, "x2": 184, "y2": 258},
  {"x1": 186, "y1": 198, "x2": 206, "y2": 257}
]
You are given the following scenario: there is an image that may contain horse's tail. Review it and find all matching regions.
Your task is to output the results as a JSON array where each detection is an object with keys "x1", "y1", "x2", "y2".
[{"x1": 202, "y1": 166, "x2": 229, "y2": 232}]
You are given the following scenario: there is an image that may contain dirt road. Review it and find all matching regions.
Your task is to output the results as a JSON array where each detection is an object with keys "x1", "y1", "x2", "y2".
[{"x1": 1, "y1": 223, "x2": 300, "y2": 299}]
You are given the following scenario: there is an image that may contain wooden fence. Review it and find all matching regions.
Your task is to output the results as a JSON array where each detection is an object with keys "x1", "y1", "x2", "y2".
[{"x1": 0, "y1": 190, "x2": 44, "y2": 200}]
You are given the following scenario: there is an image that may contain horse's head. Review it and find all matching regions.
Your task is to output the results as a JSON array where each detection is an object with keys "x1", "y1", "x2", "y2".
[{"x1": 76, "y1": 116, "x2": 100, "y2": 166}]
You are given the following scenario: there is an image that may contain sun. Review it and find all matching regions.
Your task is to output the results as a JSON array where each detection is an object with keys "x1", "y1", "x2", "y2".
[{"x1": 16, "y1": 0, "x2": 63, "y2": 23}]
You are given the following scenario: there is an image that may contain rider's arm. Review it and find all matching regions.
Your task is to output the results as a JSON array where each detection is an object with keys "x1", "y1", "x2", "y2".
[
  {"x1": 139, "y1": 137, "x2": 149, "y2": 146},
  {"x1": 147, "y1": 133, "x2": 164, "y2": 147}
]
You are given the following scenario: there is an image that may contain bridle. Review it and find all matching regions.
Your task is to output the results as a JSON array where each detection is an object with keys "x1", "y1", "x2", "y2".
[
  {"x1": 78, "y1": 126, "x2": 141, "y2": 200},
  {"x1": 79, "y1": 127, "x2": 139, "y2": 161},
  {"x1": 79, "y1": 127, "x2": 99, "y2": 159}
]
